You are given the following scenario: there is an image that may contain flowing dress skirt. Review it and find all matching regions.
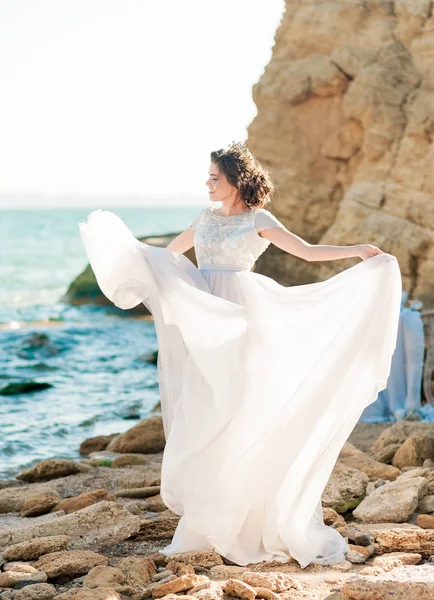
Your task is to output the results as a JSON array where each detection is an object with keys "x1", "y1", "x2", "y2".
[{"x1": 79, "y1": 210, "x2": 402, "y2": 568}]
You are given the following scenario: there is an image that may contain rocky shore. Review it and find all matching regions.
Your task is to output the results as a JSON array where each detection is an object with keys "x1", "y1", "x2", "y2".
[{"x1": 1, "y1": 414, "x2": 434, "y2": 600}]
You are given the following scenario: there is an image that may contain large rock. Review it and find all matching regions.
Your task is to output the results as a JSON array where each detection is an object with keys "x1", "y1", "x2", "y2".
[
  {"x1": 51, "y1": 489, "x2": 116, "y2": 514},
  {"x1": 82, "y1": 565, "x2": 126, "y2": 588},
  {"x1": 353, "y1": 476, "x2": 427, "y2": 522},
  {"x1": 0, "y1": 484, "x2": 61, "y2": 514},
  {"x1": 0, "y1": 500, "x2": 140, "y2": 551},
  {"x1": 362, "y1": 523, "x2": 434, "y2": 556},
  {"x1": 16, "y1": 459, "x2": 93, "y2": 483},
  {"x1": 3, "y1": 535, "x2": 70, "y2": 561},
  {"x1": 248, "y1": 1, "x2": 434, "y2": 308},
  {"x1": 32, "y1": 549, "x2": 108, "y2": 580},
  {"x1": 14, "y1": 583, "x2": 57, "y2": 600},
  {"x1": 342, "y1": 564, "x2": 434, "y2": 599},
  {"x1": 106, "y1": 416, "x2": 165, "y2": 454},
  {"x1": 339, "y1": 454, "x2": 400, "y2": 481},
  {"x1": 373, "y1": 423, "x2": 434, "y2": 454},
  {"x1": 114, "y1": 556, "x2": 157, "y2": 587},
  {"x1": 392, "y1": 436, "x2": 434, "y2": 468},
  {"x1": 322, "y1": 463, "x2": 369, "y2": 513}
]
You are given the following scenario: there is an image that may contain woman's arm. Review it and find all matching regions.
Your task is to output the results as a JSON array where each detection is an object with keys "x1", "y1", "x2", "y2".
[
  {"x1": 166, "y1": 227, "x2": 195, "y2": 253},
  {"x1": 259, "y1": 227, "x2": 384, "y2": 262}
]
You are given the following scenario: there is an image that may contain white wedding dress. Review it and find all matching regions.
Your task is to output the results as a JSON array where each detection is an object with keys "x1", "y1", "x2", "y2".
[{"x1": 79, "y1": 204, "x2": 402, "y2": 568}]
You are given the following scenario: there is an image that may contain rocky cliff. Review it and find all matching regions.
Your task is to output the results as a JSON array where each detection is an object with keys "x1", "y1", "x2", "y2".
[{"x1": 249, "y1": 0, "x2": 434, "y2": 308}]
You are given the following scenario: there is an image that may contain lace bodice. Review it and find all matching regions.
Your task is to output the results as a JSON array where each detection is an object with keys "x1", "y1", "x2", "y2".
[{"x1": 187, "y1": 205, "x2": 285, "y2": 270}]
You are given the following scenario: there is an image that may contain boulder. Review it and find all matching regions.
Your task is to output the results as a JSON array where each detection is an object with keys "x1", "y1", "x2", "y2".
[
  {"x1": 0, "y1": 500, "x2": 140, "y2": 551},
  {"x1": 32, "y1": 549, "x2": 108, "y2": 580},
  {"x1": 353, "y1": 476, "x2": 427, "y2": 522},
  {"x1": 373, "y1": 423, "x2": 434, "y2": 454},
  {"x1": 115, "y1": 556, "x2": 157, "y2": 587},
  {"x1": 339, "y1": 454, "x2": 400, "y2": 481},
  {"x1": 249, "y1": 1, "x2": 434, "y2": 309},
  {"x1": 106, "y1": 416, "x2": 165, "y2": 454},
  {"x1": 322, "y1": 463, "x2": 369, "y2": 513},
  {"x1": 79, "y1": 434, "x2": 119, "y2": 456},
  {"x1": 16, "y1": 460, "x2": 93, "y2": 483},
  {"x1": 392, "y1": 436, "x2": 434, "y2": 468}
]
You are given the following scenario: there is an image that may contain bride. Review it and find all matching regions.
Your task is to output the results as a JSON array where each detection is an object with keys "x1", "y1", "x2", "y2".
[{"x1": 79, "y1": 141, "x2": 402, "y2": 569}]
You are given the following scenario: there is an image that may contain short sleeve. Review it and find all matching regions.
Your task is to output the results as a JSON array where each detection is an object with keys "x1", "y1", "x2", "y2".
[
  {"x1": 187, "y1": 208, "x2": 204, "y2": 230},
  {"x1": 255, "y1": 209, "x2": 286, "y2": 232}
]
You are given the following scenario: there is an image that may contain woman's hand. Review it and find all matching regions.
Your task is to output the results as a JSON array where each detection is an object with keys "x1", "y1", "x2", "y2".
[{"x1": 357, "y1": 244, "x2": 385, "y2": 260}]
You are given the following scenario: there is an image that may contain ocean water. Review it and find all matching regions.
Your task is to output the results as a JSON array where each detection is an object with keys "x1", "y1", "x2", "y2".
[{"x1": 0, "y1": 204, "x2": 202, "y2": 479}]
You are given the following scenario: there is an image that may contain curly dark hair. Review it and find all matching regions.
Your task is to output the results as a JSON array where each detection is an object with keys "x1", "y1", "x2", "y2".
[{"x1": 210, "y1": 141, "x2": 275, "y2": 209}]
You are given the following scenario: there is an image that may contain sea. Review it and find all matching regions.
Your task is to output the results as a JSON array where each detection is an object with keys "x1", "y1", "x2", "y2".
[{"x1": 0, "y1": 204, "x2": 202, "y2": 480}]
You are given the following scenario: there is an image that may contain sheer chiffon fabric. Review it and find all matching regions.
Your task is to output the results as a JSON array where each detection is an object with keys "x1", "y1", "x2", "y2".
[{"x1": 79, "y1": 207, "x2": 402, "y2": 568}]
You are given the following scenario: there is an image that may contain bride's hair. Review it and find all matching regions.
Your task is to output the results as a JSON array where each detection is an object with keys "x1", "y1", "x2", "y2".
[{"x1": 210, "y1": 141, "x2": 275, "y2": 209}]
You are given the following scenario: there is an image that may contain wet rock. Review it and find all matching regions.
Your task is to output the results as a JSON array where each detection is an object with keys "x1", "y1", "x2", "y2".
[
  {"x1": 392, "y1": 436, "x2": 434, "y2": 468},
  {"x1": 14, "y1": 583, "x2": 57, "y2": 599},
  {"x1": 3, "y1": 535, "x2": 70, "y2": 561},
  {"x1": 0, "y1": 381, "x2": 53, "y2": 395},
  {"x1": 16, "y1": 460, "x2": 93, "y2": 483},
  {"x1": 52, "y1": 489, "x2": 116, "y2": 514},
  {"x1": 339, "y1": 454, "x2": 400, "y2": 481},
  {"x1": 79, "y1": 434, "x2": 119, "y2": 456},
  {"x1": 322, "y1": 463, "x2": 369, "y2": 513},
  {"x1": 20, "y1": 495, "x2": 61, "y2": 517},
  {"x1": 353, "y1": 476, "x2": 427, "y2": 522},
  {"x1": 32, "y1": 550, "x2": 108, "y2": 580},
  {"x1": 0, "y1": 500, "x2": 140, "y2": 550},
  {"x1": 223, "y1": 579, "x2": 256, "y2": 600},
  {"x1": 115, "y1": 556, "x2": 156, "y2": 587}
]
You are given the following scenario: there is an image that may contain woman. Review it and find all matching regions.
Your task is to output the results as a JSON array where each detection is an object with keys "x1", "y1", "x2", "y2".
[{"x1": 79, "y1": 142, "x2": 402, "y2": 569}]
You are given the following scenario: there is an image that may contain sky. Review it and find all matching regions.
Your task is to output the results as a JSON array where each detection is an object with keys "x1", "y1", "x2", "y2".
[{"x1": 0, "y1": 0, "x2": 284, "y2": 207}]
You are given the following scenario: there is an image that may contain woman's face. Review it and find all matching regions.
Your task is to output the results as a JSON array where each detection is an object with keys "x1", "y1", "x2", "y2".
[{"x1": 206, "y1": 162, "x2": 235, "y2": 202}]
